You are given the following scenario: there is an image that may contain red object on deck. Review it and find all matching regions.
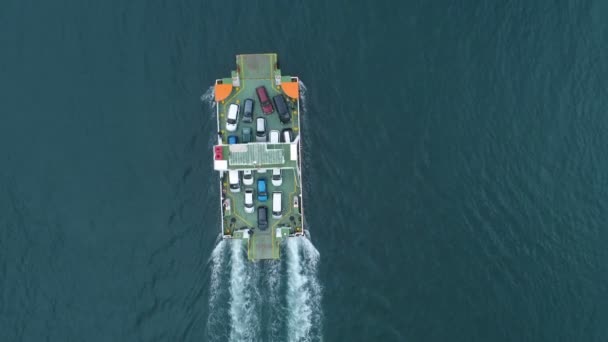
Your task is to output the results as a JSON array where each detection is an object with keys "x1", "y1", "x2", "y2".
[{"x1": 214, "y1": 146, "x2": 223, "y2": 160}]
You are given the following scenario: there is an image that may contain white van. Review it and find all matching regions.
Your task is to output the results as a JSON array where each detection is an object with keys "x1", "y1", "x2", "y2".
[
  {"x1": 244, "y1": 189, "x2": 254, "y2": 213},
  {"x1": 272, "y1": 191, "x2": 282, "y2": 219},
  {"x1": 228, "y1": 170, "x2": 240, "y2": 193},
  {"x1": 226, "y1": 104, "x2": 239, "y2": 132},
  {"x1": 269, "y1": 130, "x2": 280, "y2": 143}
]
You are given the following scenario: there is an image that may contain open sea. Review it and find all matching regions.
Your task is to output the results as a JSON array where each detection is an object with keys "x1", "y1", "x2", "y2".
[{"x1": 1, "y1": 1, "x2": 607, "y2": 341}]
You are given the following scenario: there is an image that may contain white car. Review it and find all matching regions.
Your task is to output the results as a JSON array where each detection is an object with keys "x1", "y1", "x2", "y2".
[
  {"x1": 226, "y1": 104, "x2": 239, "y2": 132},
  {"x1": 244, "y1": 189, "x2": 254, "y2": 214},
  {"x1": 269, "y1": 130, "x2": 280, "y2": 143},
  {"x1": 228, "y1": 170, "x2": 240, "y2": 193},
  {"x1": 243, "y1": 170, "x2": 254, "y2": 186},
  {"x1": 272, "y1": 168, "x2": 282, "y2": 186},
  {"x1": 272, "y1": 191, "x2": 282, "y2": 219},
  {"x1": 282, "y1": 129, "x2": 293, "y2": 143}
]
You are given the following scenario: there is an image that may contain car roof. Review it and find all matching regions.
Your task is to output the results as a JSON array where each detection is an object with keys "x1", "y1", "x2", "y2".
[
  {"x1": 270, "y1": 130, "x2": 279, "y2": 142},
  {"x1": 227, "y1": 104, "x2": 238, "y2": 118}
]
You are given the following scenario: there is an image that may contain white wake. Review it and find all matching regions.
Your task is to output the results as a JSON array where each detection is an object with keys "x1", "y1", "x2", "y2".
[
  {"x1": 205, "y1": 238, "x2": 229, "y2": 342},
  {"x1": 267, "y1": 260, "x2": 283, "y2": 341},
  {"x1": 208, "y1": 239, "x2": 226, "y2": 311},
  {"x1": 286, "y1": 237, "x2": 323, "y2": 342},
  {"x1": 229, "y1": 240, "x2": 260, "y2": 342},
  {"x1": 200, "y1": 86, "x2": 216, "y2": 109}
]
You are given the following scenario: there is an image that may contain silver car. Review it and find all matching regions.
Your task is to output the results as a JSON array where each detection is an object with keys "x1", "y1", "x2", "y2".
[{"x1": 256, "y1": 117, "x2": 267, "y2": 142}]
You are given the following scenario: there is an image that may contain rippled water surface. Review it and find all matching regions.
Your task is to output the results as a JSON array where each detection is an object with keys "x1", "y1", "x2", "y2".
[{"x1": 1, "y1": 1, "x2": 608, "y2": 341}]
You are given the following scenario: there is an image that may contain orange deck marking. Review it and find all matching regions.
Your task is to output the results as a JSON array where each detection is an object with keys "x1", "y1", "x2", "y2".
[
  {"x1": 281, "y1": 81, "x2": 299, "y2": 99},
  {"x1": 214, "y1": 83, "x2": 233, "y2": 102}
]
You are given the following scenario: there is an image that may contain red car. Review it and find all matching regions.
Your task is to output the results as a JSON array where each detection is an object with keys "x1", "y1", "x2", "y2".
[{"x1": 256, "y1": 86, "x2": 274, "y2": 114}]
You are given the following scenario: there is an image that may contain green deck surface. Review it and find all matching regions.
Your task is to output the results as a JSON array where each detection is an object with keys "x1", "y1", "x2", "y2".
[{"x1": 216, "y1": 54, "x2": 303, "y2": 260}]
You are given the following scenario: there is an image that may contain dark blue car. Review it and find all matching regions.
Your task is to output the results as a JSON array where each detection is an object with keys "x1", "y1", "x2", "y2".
[{"x1": 257, "y1": 178, "x2": 268, "y2": 202}]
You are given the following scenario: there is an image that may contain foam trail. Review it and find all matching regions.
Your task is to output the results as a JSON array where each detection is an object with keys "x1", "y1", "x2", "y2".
[
  {"x1": 200, "y1": 85, "x2": 220, "y2": 149},
  {"x1": 206, "y1": 239, "x2": 229, "y2": 341},
  {"x1": 298, "y1": 237, "x2": 323, "y2": 341},
  {"x1": 267, "y1": 261, "x2": 284, "y2": 341},
  {"x1": 286, "y1": 238, "x2": 323, "y2": 342},
  {"x1": 229, "y1": 240, "x2": 260, "y2": 341},
  {"x1": 200, "y1": 86, "x2": 216, "y2": 109},
  {"x1": 298, "y1": 80, "x2": 308, "y2": 112},
  {"x1": 208, "y1": 239, "x2": 226, "y2": 309}
]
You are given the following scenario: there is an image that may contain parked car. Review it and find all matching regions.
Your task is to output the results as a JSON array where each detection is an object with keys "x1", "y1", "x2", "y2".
[
  {"x1": 273, "y1": 95, "x2": 291, "y2": 123},
  {"x1": 257, "y1": 206, "x2": 268, "y2": 230},
  {"x1": 242, "y1": 127, "x2": 252, "y2": 143},
  {"x1": 243, "y1": 169, "x2": 253, "y2": 185},
  {"x1": 272, "y1": 192, "x2": 282, "y2": 219},
  {"x1": 257, "y1": 178, "x2": 268, "y2": 202},
  {"x1": 226, "y1": 103, "x2": 239, "y2": 131},
  {"x1": 269, "y1": 130, "x2": 280, "y2": 143},
  {"x1": 272, "y1": 168, "x2": 282, "y2": 186},
  {"x1": 256, "y1": 117, "x2": 267, "y2": 142},
  {"x1": 256, "y1": 86, "x2": 274, "y2": 114},
  {"x1": 228, "y1": 170, "x2": 240, "y2": 193},
  {"x1": 244, "y1": 189, "x2": 254, "y2": 213},
  {"x1": 281, "y1": 128, "x2": 294, "y2": 143},
  {"x1": 242, "y1": 98, "x2": 254, "y2": 123}
]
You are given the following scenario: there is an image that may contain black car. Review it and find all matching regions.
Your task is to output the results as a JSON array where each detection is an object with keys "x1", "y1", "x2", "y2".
[
  {"x1": 273, "y1": 94, "x2": 291, "y2": 124},
  {"x1": 242, "y1": 98, "x2": 254, "y2": 123},
  {"x1": 257, "y1": 206, "x2": 268, "y2": 230}
]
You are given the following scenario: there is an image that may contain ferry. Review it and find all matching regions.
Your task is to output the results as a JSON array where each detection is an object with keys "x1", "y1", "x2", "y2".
[{"x1": 213, "y1": 53, "x2": 304, "y2": 260}]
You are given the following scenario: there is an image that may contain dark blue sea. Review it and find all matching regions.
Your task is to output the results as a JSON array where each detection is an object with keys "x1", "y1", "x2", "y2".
[{"x1": 1, "y1": 1, "x2": 608, "y2": 341}]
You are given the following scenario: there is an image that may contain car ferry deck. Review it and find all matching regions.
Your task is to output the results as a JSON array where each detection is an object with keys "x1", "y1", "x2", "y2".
[{"x1": 213, "y1": 53, "x2": 304, "y2": 261}]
